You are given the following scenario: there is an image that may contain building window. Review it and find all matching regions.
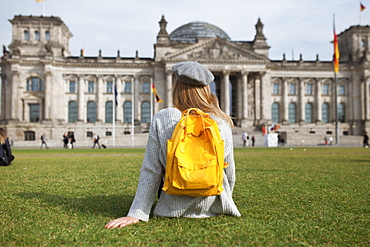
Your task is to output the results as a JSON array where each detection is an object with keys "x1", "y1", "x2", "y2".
[
  {"x1": 24, "y1": 30, "x2": 29, "y2": 40},
  {"x1": 339, "y1": 85, "x2": 345, "y2": 95},
  {"x1": 271, "y1": 102, "x2": 280, "y2": 123},
  {"x1": 323, "y1": 84, "x2": 329, "y2": 95},
  {"x1": 289, "y1": 83, "x2": 296, "y2": 95},
  {"x1": 106, "y1": 81, "x2": 113, "y2": 93},
  {"x1": 68, "y1": 101, "x2": 78, "y2": 123},
  {"x1": 273, "y1": 83, "x2": 280, "y2": 95},
  {"x1": 124, "y1": 81, "x2": 131, "y2": 93},
  {"x1": 86, "y1": 131, "x2": 93, "y2": 138},
  {"x1": 123, "y1": 101, "x2": 132, "y2": 123},
  {"x1": 142, "y1": 82, "x2": 150, "y2": 93},
  {"x1": 141, "y1": 101, "x2": 151, "y2": 123},
  {"x1": 88, "y1": 81, "x2": 95, "y2": 93},
  {"x1": 106, "y1": 131, "x2": 112, "y2": 136},
  {"x1": 29, "y1": 104, "x2": 40, "y2": 122},
  {"x1": 105, "y1": 101, "x2": 113, "y2": 123},
  {"x1": 322, "y1": 103, "x2": 330, "y2": 123},
  {"x1": 35, "y1": 31, "x2": 40, "y2": 41},
  {"x1": 27, "y1": 77, "x2": 44, "y2": 92},
  {"x1": 87, "y1": 101, "x2": 96, "y2": 123},
  {"x1": 45, "y1": 31, "x2": 50, "y2": 41},
  {"x1": 24, "y1": 131, "x2": 35, "y2": 141},
  {"x1": 305, "y1": 103, "x2": 313, "y2": 123},
  {"x1": 69, "y1": 81, "x2": 76, "y2": 93},
  {"x1": 306, "y1": 84, "x2": 313, "y2": 95},
  {"x1": 338, "y1": 103, "x2": 346, "y2": 123},
  {"x1": 288, "y1": 103, "x2": 297, "y2": 123}
]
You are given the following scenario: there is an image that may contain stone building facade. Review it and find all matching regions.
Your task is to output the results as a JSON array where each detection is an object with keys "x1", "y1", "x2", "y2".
[{"x1": 1, "y1": 15, "x2": 370, "y2": 146}]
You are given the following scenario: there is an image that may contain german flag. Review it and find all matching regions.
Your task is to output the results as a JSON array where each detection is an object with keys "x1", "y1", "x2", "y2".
[
  {"x1": 151, "y1": 83, "x2": 163, "y2": 103},
  {"x1": 361, "y1": 2, "x2": 366, "y2": 11},
  {"x1": 333, "y1": 21, "x2": 340, "y2": 73}
]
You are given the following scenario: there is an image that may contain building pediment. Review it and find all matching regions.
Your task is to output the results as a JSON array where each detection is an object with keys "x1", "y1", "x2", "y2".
[
  {"x1": 165, "y1": 37, "x2": 267, "y2": 62},
  {"x1": 22, "y1": 92, "x2": 44, "y2": 101}
]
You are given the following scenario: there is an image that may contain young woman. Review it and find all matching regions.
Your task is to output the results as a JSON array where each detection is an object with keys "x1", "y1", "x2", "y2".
[
  {"x1": 105, "y1": 61, "x2": 241, "y2": 229},
  {"x1": 0, "y1": 128, "x2": 14, "y2": 166}
]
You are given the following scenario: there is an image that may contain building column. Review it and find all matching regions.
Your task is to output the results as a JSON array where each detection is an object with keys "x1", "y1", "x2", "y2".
[
  {"x1": 260, "y1": 72, "x2": 270, "y2": 121},
  {"x1": 134, "y1": 76, "x2": 140, "y2": 121},
  {"x1": 365, "y1": 77, "x2": 370, "y2": 121},
  {"x1": 97, "y1": 75, "x2": 104, "y2": 122},
  {"x1": 10, "y1": 71, "x2": 20, "y2": 121},
  {"x1": 348, "y1": 77, "x2": 355, "y2": 124},
  {"x1": 298, "y1": 78, "x2": 305, "y2": 123},
  {"x1": 254, "y1": 74, "x2": 261, "y2": 123},
  {"x1": 365, "y1": 77, "x2": 370, "y2": 131},
  {"x1": 330, "y1": 78, "x2": 336, "y2": 122},
  {"x1": 315, "y1": 78, "x2": 322, "y2": 123},
  {"x1": 115, "y1": 76, "x2": 122, "y2": 122},
  {"x1": 222, "y1": 71, "x2": 230, "y2": 115},
  {"x1": 77, "y1": 75, "x2": 85, "y2": 122},
  {"x1": 166, "y1": 70, "x2": 172, "y2": 108},
  {"x1": 236, "y1": 75, "x2": 242, "y2": 126},
  {"x1": 282, "y1": 78, "x2": 289, "y2": 124},
  {"x1": 44, "y1": 71, "x2": 53, "y2": 121},
  {"x1": 241, "y1": 71, "x2": 249, "y2": 119},
  {"x1": 0, "y1": 74, "x2": 6, "y2": 120}
]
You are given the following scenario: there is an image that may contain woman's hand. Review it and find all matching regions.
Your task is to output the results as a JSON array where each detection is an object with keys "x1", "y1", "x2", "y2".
[{"x1": 105, "y1": 216, "x2": 140, "y2": 229}]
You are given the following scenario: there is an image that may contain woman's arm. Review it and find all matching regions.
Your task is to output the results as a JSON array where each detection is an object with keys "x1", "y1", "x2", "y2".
[
  {"x1": 105, "y1": 216, "x2": 139, "y2": 229},
  {"x1": 105, "y1": 114, "x2": 164, "y2": 228}
]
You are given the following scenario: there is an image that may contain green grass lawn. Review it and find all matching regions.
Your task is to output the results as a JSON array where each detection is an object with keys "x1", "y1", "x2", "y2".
[{"x1": 1, "y1": 147, "x2": 369, "y2": 246}]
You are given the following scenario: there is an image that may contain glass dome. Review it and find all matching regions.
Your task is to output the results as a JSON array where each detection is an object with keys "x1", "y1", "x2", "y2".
[{"x1": 170, "y1": 21, "x2": 230, "y2": 42}]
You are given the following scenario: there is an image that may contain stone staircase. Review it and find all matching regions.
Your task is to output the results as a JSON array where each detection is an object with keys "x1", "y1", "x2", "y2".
[
  {"x1": 232, "y1": 126, "x2": 363, "y2": 148},
  {"x1": 12, "y1": 128, "x2": 364, "y2": 149}
]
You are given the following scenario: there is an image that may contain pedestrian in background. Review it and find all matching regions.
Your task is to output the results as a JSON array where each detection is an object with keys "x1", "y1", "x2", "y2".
[
  {"x1": 251, "y1": 135, "x2": 255, "y2": 146},
  {"x1": 0, "y1": 128, "x2": 15, "y2": 166},
  {"x1": 63, "y1": 133, "x2": 69, "y2": 149},
  {"x1": 363, "y1": 132, "x2": 369, "y2": 148},
  {"x1": 40, "y1": 133, "x2": 49, "y2": 149},
  {"x1": 92, "y1": 133, "x2": 101, "y2": 149},
  {"x1": 241, "y1": 131, "x2": 248, "y2": 147},
  {"x1": 69, "y1": 132, "x2": 76, "y2": 149}
]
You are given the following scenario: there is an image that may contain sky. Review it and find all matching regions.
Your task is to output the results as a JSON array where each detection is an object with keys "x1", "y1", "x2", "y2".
[{"x1": 1, "y1": 0, "x2": 369, "y2": 61}]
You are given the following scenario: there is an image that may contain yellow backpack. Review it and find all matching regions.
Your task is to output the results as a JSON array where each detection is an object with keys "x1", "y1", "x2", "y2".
[{"x1": 163, "y1": 108, "x2": 228, "y2": 197}]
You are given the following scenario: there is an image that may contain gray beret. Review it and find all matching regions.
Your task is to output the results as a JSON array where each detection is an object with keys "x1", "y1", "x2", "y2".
[{"x1": 172, "y1": 61, "x2": 214, "y2": 86}]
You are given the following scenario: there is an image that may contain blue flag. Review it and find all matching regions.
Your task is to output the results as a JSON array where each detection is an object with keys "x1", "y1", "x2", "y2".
[{"x1": 114, "y1": 84, "x2": 118, "y2": 106}]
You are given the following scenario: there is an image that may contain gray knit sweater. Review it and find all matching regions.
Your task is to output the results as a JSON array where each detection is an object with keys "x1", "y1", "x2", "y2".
[{"x1": 127, "y1": 108, "x2": 241, "y2": 221}]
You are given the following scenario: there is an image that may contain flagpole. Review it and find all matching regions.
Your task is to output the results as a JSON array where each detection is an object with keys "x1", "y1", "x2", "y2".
[
  {"x1": 112, "y1": 77, "x2": 116, "y2": 147},
  {"x1": 334, "y1": 72, "x2": 339, "y2": 145},
  {"x1": 333, "y1": 14, "x2": 339, "y2": 145},
  {"x1": 42, "y1": 1, "x2": 45, "y2": 16},
  {"x1": 360, "y1": 2, "x2": 362, "y2": 25},
  {"x1": 131, "y1": 77, "x2": 135, "y2": 147},
  {"x1": 360, "y1": 2, "x2": 366, "y2": 25},
  {"x1": 150, "y1": 78, "x2": 153, "y2": 124}
]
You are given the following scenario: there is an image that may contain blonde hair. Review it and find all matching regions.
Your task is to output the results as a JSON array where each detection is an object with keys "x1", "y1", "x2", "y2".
[
  {"x1": 172, "y1": 79, "x2": 234, "y2": 127},
  {"x1": 0, "y1": 128, "x2": 7, "y2": 145}
]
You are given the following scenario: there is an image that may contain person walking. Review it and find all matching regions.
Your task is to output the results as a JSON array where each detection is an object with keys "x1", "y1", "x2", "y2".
[
  {"x1": 251, "y1": 135, "x2": 255, "y2": 147},
  {"x1": 105, "y1": 61, "x2": 241, "y2": 229},
  {"x1": 40, "y1": 133, "x2": 49, "y2": 149},
  {"x1": 0, "y1": 128, "x2": 14, "y2": 166},
  {"x1": 241, "y1": 131, "x2": 248, "y2": 147},
  {"x1": 92, "y1": 133, "x2": 101, "y2": 149},
  {"x1": 63, "y1": 133, "x2": 69, "y2": 149},
  {"x1": 69, "y1": 132, "x2": 76, "y2": 149},
  {"x1": 363, "y1": 132, "x2": 369, "y2": 148}
]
